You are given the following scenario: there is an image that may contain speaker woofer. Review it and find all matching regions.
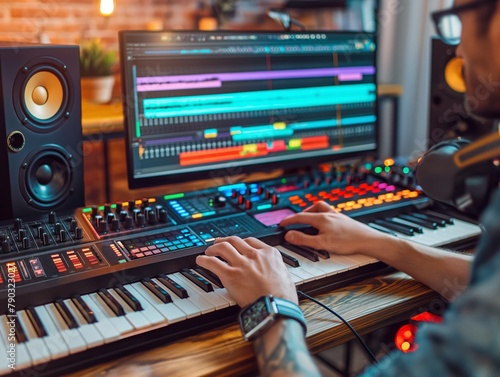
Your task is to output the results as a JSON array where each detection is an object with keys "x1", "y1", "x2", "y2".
[
  {"x1": 20, "y1": 146, "x2": 73, "y2": 209},
  {"x1": 14, "y1": 56, "x2": 72, "y2": 133}
]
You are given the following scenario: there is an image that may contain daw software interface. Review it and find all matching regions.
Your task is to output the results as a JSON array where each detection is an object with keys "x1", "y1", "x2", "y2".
[{"x1": 119, "y1": 30, "x2": 378, "y2": 188}]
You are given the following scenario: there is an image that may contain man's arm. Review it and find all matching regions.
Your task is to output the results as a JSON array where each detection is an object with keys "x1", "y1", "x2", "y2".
[
  {"x1": 280, "y1": 202, "x2": 472, "y2": 300},
  {"x1": 196, "y1": 237, "x2": 321, "y2": 377}
]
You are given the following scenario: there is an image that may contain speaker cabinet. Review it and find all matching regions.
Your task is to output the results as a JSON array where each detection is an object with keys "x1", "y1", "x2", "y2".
[
  {"x1": 428, "y1": 38, "x2": 494, "y2": 146},
  {"x1": 0, "y1": 42, "x2": 84, "y2": 221}
]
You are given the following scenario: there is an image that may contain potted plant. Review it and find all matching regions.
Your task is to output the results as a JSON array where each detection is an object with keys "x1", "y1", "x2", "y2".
[{"x1": 79, "y1": 39, "x2": 117, "y2": 104}]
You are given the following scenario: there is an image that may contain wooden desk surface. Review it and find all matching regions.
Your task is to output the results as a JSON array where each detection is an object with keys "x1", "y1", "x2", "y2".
[{"x1": 68, "y1": 272, "x2": 436, "y2": 377}]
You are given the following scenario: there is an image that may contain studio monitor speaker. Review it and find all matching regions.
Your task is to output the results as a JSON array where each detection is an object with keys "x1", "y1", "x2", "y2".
[
  {"x1": 428, "y1": 38, "x2": 494, "y2": 146},
  {"x1": 0, "y1": 42, "x2": 84, "y2": 221}
]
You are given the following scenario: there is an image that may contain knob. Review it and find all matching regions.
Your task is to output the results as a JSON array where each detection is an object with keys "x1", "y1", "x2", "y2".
[
  {"x1": 22, "y1": 237, "x2": 30, "y2": 250},
  {"x1": 37, "y1": 226, "x2": 44, "y2": 239},
  {"x1": 70, "y1": 219, "x2": 77, "y2": 232},
  {"x1": 136, "y1": 213, "x2": 146, "y2": 227},
  {"x1": 48, "y1": 211, "x2": 57, "y2": 224},
  {"x1": 104, "y1": 204, "x2": 112, "y2": 216},
  {"x1": 59, "y1": 230, "x2": 67, "y2": 242},
  {"x1": 245, "y1": 199, "x2": 252, "y2": 210},
  {"x1": 107, "y1": 213, "x2": 115, "y2": 224},
  {"x1": 257, "y1": 185, "x2": 264, "y2": 195},
  {"x1": 141, "y1": 198, "x2": 150, "y2": 208},
  {"x1": 18, "y1": 229, "x2": 26, "y2": 242},
  {"x1": 2, "y1": 240, "x2": 11, "y2": 253},
  {"x1": 155, "y1": 205, "x2": 164, "y2": 217},
  {"x1": 42, "y1": 233, "x2": 50, "y2": 246},
  {"x1": 231, "y1": 189, "x2": 238, "y2": 198},
  {"x1": 115, "y1": 202, "x2": 123, "y2": 214},
  {"x1": 325, "y1": 175, "x2": 333, "y2": 185},
  {"x1": 246, "y1": 187, "x2": 252, "y2": 196},
  {"x1": 271, "y1": 193, "x2": 279, "y2": 205},
  {"x1": 55, "y1": 223, "x2": 62, "y2": 235},
  {"x1": 111, "y1": 219, "x2": 120, "y2": 231},
  {"x1": 265, "y1": 189, "x2": 272, "y2": 200},
  {"x1": 159, "y1": 209, "x2": 168, "y2": 223},
  {"x1": 14, "y1": 218, "x2": 22, "y2": 231},
  {"x1": 128, "y1": 200, "x2": 136, "y2": 210},
  {"x1": 132, "y1": 208, "x2": 141, "y2": 222},
  {"x1": 91, "y1": 205, "x2": 99, "y2": 217},
  {"x1": 303, "y1": 180, "x2": 311, "y2": 189},
  {"x1": 213, "y1": 196, "x2": 226, "y2": 208},
  {"x1": 147, "y1": 210, "x2": 157, "y2": 225},
  {"x1": 143, "y1": 207, "x2": 153, "y2": 221},
  {"x1": 119, "y1": 210, "x2": 129, "y2": 222},
  {"x1": 75, "y1": 227, "x2": 83, "y2": 239},
  {"x1": 314, "y1": 176, "x2": 322, "y2": 186},
  {"x1": 124, "y1": 216, "x2": 134, "y2": 229},
  {"x1": 99, "y1": 221, "x2": 108, "y2": 233},
  {"x1": 237, "y1": 194, "x2": 245, "y2": 205},
  {"x1": 94, "y1": 215, "x2": 103, "y2": 227}
]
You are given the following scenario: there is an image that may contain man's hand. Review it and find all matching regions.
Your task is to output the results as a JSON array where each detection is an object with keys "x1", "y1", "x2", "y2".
[
  {"x1": 196, "y1": 236, "x2": 297, "y2": 308},
  {"x1": 280, "y1": 201, "x2": 389, "y2": 256}
]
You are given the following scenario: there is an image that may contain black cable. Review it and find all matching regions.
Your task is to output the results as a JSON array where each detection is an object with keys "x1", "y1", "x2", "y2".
[{"x1": 297, "y1": 290, "x2": 378, "y2": 364}]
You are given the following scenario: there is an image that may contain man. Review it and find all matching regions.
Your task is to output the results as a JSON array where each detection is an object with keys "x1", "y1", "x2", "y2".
[{"x1": 196, "y1": 1, "x2": 500, "y2": 376}]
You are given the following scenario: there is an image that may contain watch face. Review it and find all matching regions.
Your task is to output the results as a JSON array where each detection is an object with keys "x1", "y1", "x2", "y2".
[{"x1": 240, "y1": 296, "x2": 271, "y2": 333}]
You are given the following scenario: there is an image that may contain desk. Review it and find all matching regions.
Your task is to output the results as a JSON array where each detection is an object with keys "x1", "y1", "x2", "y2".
[{"x1": 67, "y1": 272, "x2": 437, "y2": 377}]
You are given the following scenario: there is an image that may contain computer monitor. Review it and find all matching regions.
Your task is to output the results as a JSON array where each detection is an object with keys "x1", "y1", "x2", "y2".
[{"x1": 119, "y1": 30, "x2": 378, "y2": 189}]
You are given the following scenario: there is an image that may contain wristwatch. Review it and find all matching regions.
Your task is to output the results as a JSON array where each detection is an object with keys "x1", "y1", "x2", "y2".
[{"x1": 238, "y1": 295, "x2": 307, "y2": 342}]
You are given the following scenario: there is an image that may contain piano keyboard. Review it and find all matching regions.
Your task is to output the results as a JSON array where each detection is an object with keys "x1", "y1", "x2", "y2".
[{"x1": 0, "y1": 209, "x2": 481, "y2": 376}]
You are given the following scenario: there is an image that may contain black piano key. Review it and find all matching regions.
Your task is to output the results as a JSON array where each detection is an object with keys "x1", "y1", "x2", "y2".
[
  {"x1": 181, "y1": 268, "x2": 214, "y2": 292},
  {"x1": 399, "y1": 214, "x2": 437, "y2": 229},
  {"x1": 72, "y1": 294, "x2": 97, "y2": 324},
  {"x1": 8, "y1": 315, "x2": 28, "y2": 343},
  {"x1": 281, "y1": 242, "x2": 320, "y2": 262},
  {"x1": 193, "y1": 266, "x2": 223, "y2": 288},
  {"x1": 115, "y1": 285, "x2": 143, "y2": 311},
  {"x1": 411, "y1": 213, "x2": 447, "y2": 227},
  {"x1": 367, "y1": 223, "x2": 398, "y2": 237},
  {"x1": 98, "y1": 289, "x2": 125, "y2": 316},
  {"x1": 26, "y1": 306, "x2": 47, "y2": 338},
  {"x1": 387, "y1": 218, "x2": 423, "y2": 234},
  {"x1": 141, "y1": 278, "x2": 172, "y2": 304},
  {"x1": 55, "y1": 299, "x2": 79, "y2": 329},
  {"x1": 157, "y1": 274, "x2": 189, "y2": 299},
  {"x1": 423, "y1": 210, "x2": 454, "y2": 224},
  {"x1": 375, "y1": 220, "x2": 414, "y2": 236},
  {"x1": 279, "y1": 251, "x2": 301, "y2": 268}
]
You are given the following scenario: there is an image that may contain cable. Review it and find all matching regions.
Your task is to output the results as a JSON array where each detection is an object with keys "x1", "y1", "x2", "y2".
[{"x1": 297, "y1": 290, "x2": 378, "y2": 364}]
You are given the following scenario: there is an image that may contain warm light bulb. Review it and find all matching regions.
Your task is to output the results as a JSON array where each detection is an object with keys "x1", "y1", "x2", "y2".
[{"x1": 100, "y1": 0, "x2": 115, "y2": 16}]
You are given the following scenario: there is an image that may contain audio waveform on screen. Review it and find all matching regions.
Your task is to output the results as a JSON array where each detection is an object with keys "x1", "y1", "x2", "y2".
[
  {"x1": 136, "y1": 67, "x2": 375, "y2": 92},
  {"x1": 143, "y1": 84, "x2": 376, "y2": 119},
  {"x1": 177, "y1": 135, "x2": 330, "y2": 166}
]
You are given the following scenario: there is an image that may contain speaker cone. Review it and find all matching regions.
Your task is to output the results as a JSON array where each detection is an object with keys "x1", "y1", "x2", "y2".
[
  {"x1": 14, "y1": 56, "x2": 72, "y2": 133},
  {"x1": 21, "y1": 146, "x2": 73, "y2": 209},
  {"x1": 444, "y1": 57, "x2": 466, "y2": 94}
]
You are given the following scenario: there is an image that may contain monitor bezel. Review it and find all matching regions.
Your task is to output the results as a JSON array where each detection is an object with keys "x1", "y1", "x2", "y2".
[{"x1": 119, "y1": 29, "x2": 379, "y2": 189}]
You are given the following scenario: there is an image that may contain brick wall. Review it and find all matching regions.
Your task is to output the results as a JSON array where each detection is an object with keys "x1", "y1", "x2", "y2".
[{"x1": 0, "y1": 0, "x2": 335, "y2": 52}]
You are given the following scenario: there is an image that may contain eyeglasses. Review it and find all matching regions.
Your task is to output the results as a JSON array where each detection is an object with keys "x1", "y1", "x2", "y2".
[{"x1": 431, "y1": 0, "x2": 496, "y2": 45}]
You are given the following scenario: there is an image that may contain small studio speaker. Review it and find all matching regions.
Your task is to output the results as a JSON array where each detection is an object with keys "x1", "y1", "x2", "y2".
[
  {"x1": 428, "y1": 38, "x2": 494, "y2": 146},
  {"x1": 0, "y1": 42, "x2": 84, "y2": 221}
]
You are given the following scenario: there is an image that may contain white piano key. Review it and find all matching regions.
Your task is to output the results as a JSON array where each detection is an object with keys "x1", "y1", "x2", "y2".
[
  {"x1": 17, "y1": 310, "x2": 51, "y2": 365},
  {"x1": 83, "y1": 293, "x2": 130, "y2": 339},
  {"x1": 276, "y1": 245, "x2": 328, "y2": 280},
  {"x1": 175, "y1": 273, "x2": 230, "y2": 310},
  {"x1": 152, "y1": 278, "x2": 202, "y2": 319},
  {"x1": 119, "y1": 285, "x2": 166, "y2": 327},
  {"x1": 33, "y1": 306, "x2": 70, "y2": 359},
  {"x1": 44, "y1": 304, "x2": 87, "y2": 354},
  {"x1": 127, "y1": 282, "x2": 185, "y2": 325},
  {"x1": 0, "y1": 329, "x2": 11, "y2": 376},
  {"x1": 213, "y1": 287, "x2": 237, "y2": 306},
  {"x1": 170, "y1": 273, "x2": 216, "y2": 314},
  {"x1": 0, "y1": 315, "x2": 32, "y2": 371},
  {"x1": 64, "y1": 299, "x2": 105, "y2": 348},
  {"x1": 286, "y1": 268, "x2": 305, "y2": 284},
  {"x1": 107, "y1": 289, "x2": 151, "y2": 330}
]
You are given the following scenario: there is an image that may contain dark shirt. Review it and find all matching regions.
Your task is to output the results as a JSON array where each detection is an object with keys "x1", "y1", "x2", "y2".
[{"x1": 362, "y1": 188, "x2": 500, "y2": 377}]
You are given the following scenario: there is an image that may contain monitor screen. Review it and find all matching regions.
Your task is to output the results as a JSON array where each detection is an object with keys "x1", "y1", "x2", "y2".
[{"x1": 119, "y1": 30, "x2": 378, "y2": 189}]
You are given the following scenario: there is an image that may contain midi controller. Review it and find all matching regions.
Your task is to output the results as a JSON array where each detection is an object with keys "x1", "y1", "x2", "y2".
[{"x1": 0, "y1": 163, "x2": 482, "y2": 376}]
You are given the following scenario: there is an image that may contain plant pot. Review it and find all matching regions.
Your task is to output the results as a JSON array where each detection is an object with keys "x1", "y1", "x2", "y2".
[{"x1": 81, "y1": 75, "x2": 115, "y2": 104}]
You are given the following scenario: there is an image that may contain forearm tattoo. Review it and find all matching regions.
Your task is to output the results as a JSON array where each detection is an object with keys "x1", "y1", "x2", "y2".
[{"x1": 253, "y1": 320, "x2": 321, "y2": 377}]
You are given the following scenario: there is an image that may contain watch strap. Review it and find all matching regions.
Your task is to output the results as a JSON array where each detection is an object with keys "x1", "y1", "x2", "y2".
[{"x1": 273, "y1": 296, "x2": 307, "y2": 335}]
